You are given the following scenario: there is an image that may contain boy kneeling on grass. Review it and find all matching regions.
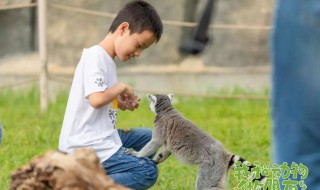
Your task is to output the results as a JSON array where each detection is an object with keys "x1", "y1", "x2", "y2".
[{"x1": 58, "y1": 1, "x2": 163, "y2": 189}]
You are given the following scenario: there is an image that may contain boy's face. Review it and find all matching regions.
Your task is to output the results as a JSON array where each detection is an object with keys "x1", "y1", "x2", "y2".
[{"x1": 115, "y1": 28, "x2": 156, "y2": 62}]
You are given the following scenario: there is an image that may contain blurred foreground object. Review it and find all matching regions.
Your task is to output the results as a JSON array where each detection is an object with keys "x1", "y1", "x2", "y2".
[
  {"x1": 10, "y1": 148, "x2": 130, "y2": 190},
  {"x1": 179, "y1": 0, "x2": 216, "y2": 55},
  {"x1": 271, "y1": 0, "x2": 320, "y2": 188}
]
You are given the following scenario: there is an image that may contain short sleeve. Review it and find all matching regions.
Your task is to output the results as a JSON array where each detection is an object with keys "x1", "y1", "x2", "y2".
[{"x1": 83, "y1": 49, "x2": 108, "y2": 98}]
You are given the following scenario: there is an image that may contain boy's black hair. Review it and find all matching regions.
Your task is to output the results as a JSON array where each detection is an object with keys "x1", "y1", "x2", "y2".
[{"x1": 109, "y1": 0, "x2": 163, "y2": 42}]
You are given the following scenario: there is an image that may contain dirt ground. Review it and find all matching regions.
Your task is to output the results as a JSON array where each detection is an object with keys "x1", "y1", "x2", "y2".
[{"x1": 0, "y1": 53, "x2": 271, "y2": 96}]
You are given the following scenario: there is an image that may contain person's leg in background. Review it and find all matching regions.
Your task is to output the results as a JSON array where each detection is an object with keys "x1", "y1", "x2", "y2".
[
  {"x1": 271, "y1": 0, "x2": 320, "y2": 188},
  {"x1": 102, "y1": 128, "x2": 158, "y2": 190}
]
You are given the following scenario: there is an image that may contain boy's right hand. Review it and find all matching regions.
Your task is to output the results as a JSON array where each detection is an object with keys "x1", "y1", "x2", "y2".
[
  {"x1": 88, "y1": 82, "x2": 136, "y2": 109},
  {"x1": 121, "y1": 84, "x2": 134, "y2": 100}
]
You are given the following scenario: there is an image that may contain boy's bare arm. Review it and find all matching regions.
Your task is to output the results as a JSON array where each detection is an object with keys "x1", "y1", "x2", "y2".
[{"x1": 88, "y1": 82, "x2": 134, "y2": 109}]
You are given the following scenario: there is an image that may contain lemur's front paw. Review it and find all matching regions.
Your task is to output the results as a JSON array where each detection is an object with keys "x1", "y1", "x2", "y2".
[{"x1": 124, "y1": 148, "x2": 139, "y2": 156}]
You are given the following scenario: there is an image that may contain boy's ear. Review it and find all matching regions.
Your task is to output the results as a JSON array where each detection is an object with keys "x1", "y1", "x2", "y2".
[
  {"x1": 147, "y1": 94, "x2": 156, "y2": 103},
  {"x1": 168, "y1": 93, "x2": 174, "y2": 102},
  {"x1": 117, "y1": 22, "x2": 130, "y2": 35}
]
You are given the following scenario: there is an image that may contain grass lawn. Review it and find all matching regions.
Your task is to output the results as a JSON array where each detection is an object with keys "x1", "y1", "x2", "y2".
[{"x1": 0, "y1": 87, "x2": 271, "y2": 189}]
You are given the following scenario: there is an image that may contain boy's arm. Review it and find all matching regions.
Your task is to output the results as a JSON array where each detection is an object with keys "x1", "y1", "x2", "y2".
[{"x1": 88, "y1": 82, "x2": 133, "y2": 109}]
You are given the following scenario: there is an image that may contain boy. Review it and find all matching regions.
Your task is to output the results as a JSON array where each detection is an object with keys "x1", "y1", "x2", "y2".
[{"x1": 58, "y1": 1, "x2": 163, "y2": 189}]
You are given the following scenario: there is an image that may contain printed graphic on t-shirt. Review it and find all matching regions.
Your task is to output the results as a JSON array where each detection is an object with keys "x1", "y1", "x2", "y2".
[
  {"x1": 108, "y1": 109, "x2": 117, "y2": 128},
  {"x1": 94, "y1": 77, "x2": 104, "y2": 87}
]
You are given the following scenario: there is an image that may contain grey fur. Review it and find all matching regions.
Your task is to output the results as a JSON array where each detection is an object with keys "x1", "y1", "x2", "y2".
[{"x1": 125, "y1": 94, "x2": 265, "y2": 190}]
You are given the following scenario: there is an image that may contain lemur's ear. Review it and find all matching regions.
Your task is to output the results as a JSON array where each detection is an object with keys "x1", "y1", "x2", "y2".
[
  {"x1": 147, "y1": 94, "x2": 157, "y2": 103},
  {"x1": 168, "y1": 93, "x2": 174, "y2": 102}
]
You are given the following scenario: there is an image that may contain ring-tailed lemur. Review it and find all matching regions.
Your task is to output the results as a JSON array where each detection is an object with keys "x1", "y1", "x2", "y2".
[{"x1": 126, "y1": 94, "x2": 266, "y2": 190}]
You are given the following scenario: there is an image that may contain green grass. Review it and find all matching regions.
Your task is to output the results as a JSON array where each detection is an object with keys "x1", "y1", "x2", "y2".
[{"x1": 0, "y1": 87, "x2": 271, "y2": 189}]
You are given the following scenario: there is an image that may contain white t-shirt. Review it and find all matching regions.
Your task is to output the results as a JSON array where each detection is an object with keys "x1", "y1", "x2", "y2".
[{"x1": 59, "y1": 45, "x2": 122, "y2": 162}]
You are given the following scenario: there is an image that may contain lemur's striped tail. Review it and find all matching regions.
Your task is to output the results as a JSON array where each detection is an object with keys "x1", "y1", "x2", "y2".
[{"x1": 228, "y1": 155, "x2": 267, "y2": 184}]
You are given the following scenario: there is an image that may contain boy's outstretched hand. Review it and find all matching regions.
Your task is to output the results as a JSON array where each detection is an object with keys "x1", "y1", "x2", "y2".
[{"x1": 118, "y1": 92, "x2": 140, "y2": 111}]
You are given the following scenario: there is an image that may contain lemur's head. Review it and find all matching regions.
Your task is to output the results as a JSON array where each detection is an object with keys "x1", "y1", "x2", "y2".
[{"x1": 147, "y1": 94, "x2": 174, "y2": 114}]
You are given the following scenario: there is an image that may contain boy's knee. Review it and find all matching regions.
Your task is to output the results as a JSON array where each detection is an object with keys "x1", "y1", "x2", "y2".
[
  {"x1": 138, "y1": 159, "x2": 158, "y2": 188},
  {"x1": 138, "y1": 127, "x2": 152, "y2": 139}
]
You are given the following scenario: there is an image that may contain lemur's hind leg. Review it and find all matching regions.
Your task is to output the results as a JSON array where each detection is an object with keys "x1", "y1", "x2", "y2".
[
  {"x1": 196, "y1": 160, "x2": 227, "y2": 190},
  {"x1": 153, "y1": 145, "x2": 171, "y2": 164}
]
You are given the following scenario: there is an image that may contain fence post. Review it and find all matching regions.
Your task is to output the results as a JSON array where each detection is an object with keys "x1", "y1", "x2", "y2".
[{"x1": 38, "y1": 0, "x2": 48, "y2": 112}]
